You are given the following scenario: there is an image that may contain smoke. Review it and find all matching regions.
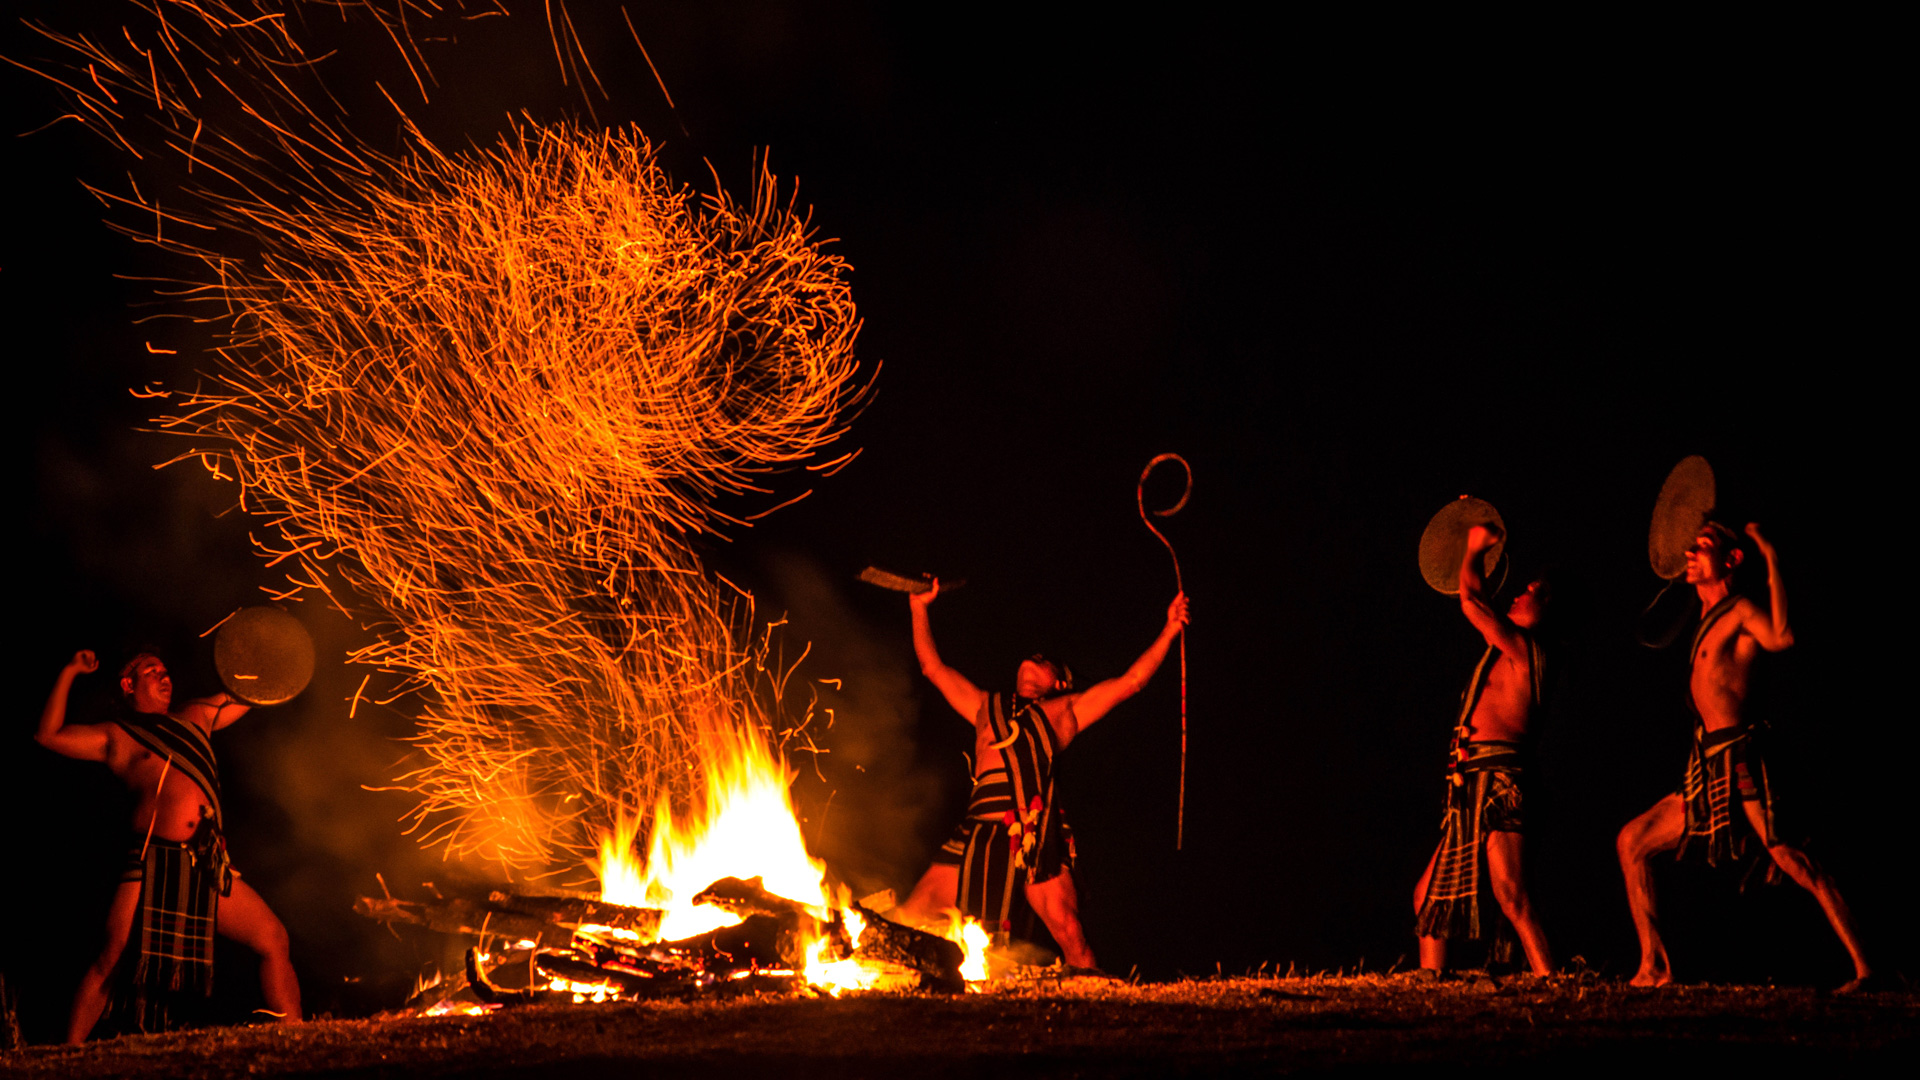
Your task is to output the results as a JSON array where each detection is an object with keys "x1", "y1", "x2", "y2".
[{"x1": 761, "y1": 553, "x2": 957, "y2": 898}]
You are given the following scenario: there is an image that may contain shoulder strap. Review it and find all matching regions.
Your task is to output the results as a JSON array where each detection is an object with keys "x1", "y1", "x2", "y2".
[
  {"x1": 1456, "y1": 632, "x2": 1546, "y2": 737},
  {"x1": 1526, "y1": 633, "x2": 1544, "y2": 709},
  {"x1": 1690, "y1": 594, "x2": 1742, "y2": 668},
  {"x1": 984, "y1": 694, "x2": 1056, "y2": 817},
  {"x1": 1456, "y1": 646, "x2": 1498, "y2": 733},
  {"x1": 118, "y1": 710, "x2": 223, "y2": 831}
]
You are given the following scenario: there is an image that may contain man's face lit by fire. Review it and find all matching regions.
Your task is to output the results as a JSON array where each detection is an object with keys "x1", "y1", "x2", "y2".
[
  {"x1": 1507, "y1": 579, "x2": 1549, "y2": 628},
  {"x1": 1683, "y1": 527, "x2": 1741, "y2": 585},
  {"x1": 1015, "y1": 659, "x2": 1061, "y2": 700},
  {"x1": 121, "y1": 654, "x2": 173, "y2": 715}
]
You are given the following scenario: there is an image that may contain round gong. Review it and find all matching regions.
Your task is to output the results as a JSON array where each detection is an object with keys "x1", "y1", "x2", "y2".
[
  {"x1": 214, "y1": 606, "x2": 315, "y2": 705},
  {"x1": 1649, "y1": 455, "x2": 1716, "y2": 580},
  {"x1": 1419, "y1": 496, "x2": 1506, "y2": 595}
]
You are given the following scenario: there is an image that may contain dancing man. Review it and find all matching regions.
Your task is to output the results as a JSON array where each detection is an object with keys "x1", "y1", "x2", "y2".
[
  {"x1": 1413, "y1": 525, "x2": 1554, "y2": 976},
  {"x1": 893, "y1": 580, "x2": 1189, "y2": 972},
  {"x1": 36, "y1": 650, "x2": 301, "y2": 1041},
  {"x1": 1615, "y1": 522, "x2": 1871, "y2": 988}
]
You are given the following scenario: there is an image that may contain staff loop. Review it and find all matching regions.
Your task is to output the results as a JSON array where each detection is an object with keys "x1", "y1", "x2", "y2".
[{"x1": 1137, "y1": 452, "x2": 1190, "y2": 850}]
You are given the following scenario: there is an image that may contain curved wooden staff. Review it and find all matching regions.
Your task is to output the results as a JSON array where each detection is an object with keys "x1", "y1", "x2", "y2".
[{"x1": 1137, "y1": 453, "x2": 1191, "y2": 850}]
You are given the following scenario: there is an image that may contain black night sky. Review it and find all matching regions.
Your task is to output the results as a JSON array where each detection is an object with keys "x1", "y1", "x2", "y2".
[{"x1": 1, "y1": 1, "x2": 1905, "y2": 1037}]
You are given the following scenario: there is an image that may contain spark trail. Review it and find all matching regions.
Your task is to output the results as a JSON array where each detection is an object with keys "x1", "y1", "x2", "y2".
[{"x1": 18, "y1": 1, "x2": 867, "y2": 875}]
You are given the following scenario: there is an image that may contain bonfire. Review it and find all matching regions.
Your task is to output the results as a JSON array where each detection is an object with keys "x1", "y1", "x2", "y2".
[{"x1": 19, "y1": 0, "x2": 993, "y2": 1003}]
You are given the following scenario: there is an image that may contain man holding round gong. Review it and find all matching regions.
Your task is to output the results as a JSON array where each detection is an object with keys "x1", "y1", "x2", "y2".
[
  {"x1": 1614, "y1": 519, "x2": 1873, "y2": 989},
  {"x1": 35, "y1": 608, "x2": 309, "y2": 1040},
  {"x1": 1412, "y1": 502, "x2": 1554, "y2": 978}
]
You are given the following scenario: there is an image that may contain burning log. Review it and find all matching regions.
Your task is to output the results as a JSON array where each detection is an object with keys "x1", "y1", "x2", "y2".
[
  {"x1": 532, "y1": 953, "x2": 654, "y2": 995},
  {"x1": 850, "y1": 904, "x2": 966, "y2": 994},
  {"x1": 491, "y1": 892, "x2": 665, "y2": 938},
  {"x1": 522, "y1": 915, "x2": 811, "y2": 1003},
  {"x1": 660, "y1": 914, "x2": 799, "y2": 970},
  {"x1": 355, "y1": 887, "x2": 663, "y2": 946},
  {"x1": 371, "y1": 880, "x2": 973, "y2": 1008},
  {"x1": 466, "y1": 948, "x2": 567, "y2": 1007},
  {"x1": 693, "y1": 876, "x2": 824, "y2": 928},
  {"x1": 359, "y1": 896, "x2": 550, "y2": 943}
]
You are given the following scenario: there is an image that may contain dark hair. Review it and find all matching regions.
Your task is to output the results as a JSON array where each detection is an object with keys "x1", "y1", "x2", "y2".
[
  {"x1": 117, "y1": 651, "x2": 164, "y2": 698},
  {"x1": 1699, "y1": 519, "x2": 1750, "y2": 579}
]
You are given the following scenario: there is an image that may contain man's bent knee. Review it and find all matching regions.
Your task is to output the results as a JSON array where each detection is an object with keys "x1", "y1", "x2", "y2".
[
  {"x1": 1617, "y1": 819, "x2": 1654, "y2": 861},
  {"x1": 1766, "y1": 845, "x2": 1821, "y2": 888},
  {"x1": 261, "y1": 915, "x2": 292, "y2": 957}
]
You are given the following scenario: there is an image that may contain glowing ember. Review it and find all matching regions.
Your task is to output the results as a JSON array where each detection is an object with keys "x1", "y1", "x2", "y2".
[
  {"x1": 547, "y1": 976, "x2": 621, "y2": 1004},
  {"x1": 423, "y1": 1001, "x2": 497, "y2": 1017},
  {"x1": 573, "y1": 923, "x2": 644, "y2": 944}
]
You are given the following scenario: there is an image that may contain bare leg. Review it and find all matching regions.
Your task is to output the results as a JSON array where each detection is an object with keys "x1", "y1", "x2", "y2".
[
  {"x1": 1740, "y1": 800, "x2": 1871, "y2": 982},
  {"x1": 1486, "y1": 830, "x2": 1552, "y2": 975},
  {"x1": 1025, "y1": 871, "x2": 1096, "y2": 970},
  {"x1": 1617, "y1": 794, "x2": 1686, "y2": 987},
  {"x1": 895, "y1": 863, "x2": 959, "y2": 929},
  {"x1": 1413, "y1": 844, "x2": 1445, "y2": 971},
  {"x1": 66, "y1": 880, "x2": 140, "y2": 1044},
  {"x1": 216, "y1": 878, "x2": 301, "y2": 1022}
]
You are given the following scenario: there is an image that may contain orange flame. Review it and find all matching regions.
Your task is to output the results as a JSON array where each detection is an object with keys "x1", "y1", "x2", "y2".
[
  {"x1": 592, "y1": 726, "x2": 996, "y2": 994},
  {"x1": 955, "y1": 915, "x2": 992, "y2": 983},
  {"x1": 596, "y1": 722, "x2": 830, "y2": 940},
  {"x1": 804, "y1": 907, "x2": 878, "y2": 995}
]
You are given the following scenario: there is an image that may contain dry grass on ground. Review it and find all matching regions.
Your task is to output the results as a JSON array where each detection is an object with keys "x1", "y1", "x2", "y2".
[{"x1": 4, "y1": 972, "x2": 1915, "y2": 1078}]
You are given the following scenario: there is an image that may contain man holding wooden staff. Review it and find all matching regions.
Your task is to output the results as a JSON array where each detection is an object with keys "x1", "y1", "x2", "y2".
[{"x1": 890, "y1": 578, "x2": 1188, "y2": 973}]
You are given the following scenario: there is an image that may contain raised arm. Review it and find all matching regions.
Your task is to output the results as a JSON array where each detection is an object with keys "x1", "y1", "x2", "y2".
[
  {"x1": 36, "y1": 650, "x2": 110, "y2": 761},
  {"x1": 1069, "y1": 592, "x2": 1189, "y2": 729},
  {"x1": 910, "y1": 578, "x2": 986, "y2": 721},
  {"x1": 1459, "y1": 525, "x2": 1527, "y2": 657},
  {"x1": 1741, "y1": 523, "x2": 1794, "y2": 651},
  {"x1": 179, "y1": 692, "x2": 251, "y2": 731}
]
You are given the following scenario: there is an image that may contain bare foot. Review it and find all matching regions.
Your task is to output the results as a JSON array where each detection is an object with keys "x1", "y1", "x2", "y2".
[
  {"x1": 1060, "y1": 965, "x2": 1116, "y2": 980},
  {"x1": 1834, "y1": 972, "x2": 1884, "y2": 995},
  {"x1": 1628, "y1": 965, "x2": 1672, "y2": 988}
]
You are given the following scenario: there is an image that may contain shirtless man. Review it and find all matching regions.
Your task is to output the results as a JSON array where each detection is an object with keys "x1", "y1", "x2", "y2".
[
  {"x1": 893, "y1": 581, "x2": 1189, "y2": 971},
  {"x1": 1615, "y1": 522, "x2": 1871, "y2": 989},
  {"x1": 37, "y1": 650, "x2": 301, "y2": 1042},
  {"x1": 1412, "y1": 525, "x2": 1553, "y2": 976}
]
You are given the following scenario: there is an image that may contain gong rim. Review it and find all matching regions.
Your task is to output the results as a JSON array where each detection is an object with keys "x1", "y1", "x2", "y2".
[
  {"x1": 1649, "y1": 455, "x2": 1716, "y2": 580},
  {"x1": 213, "y1": 606, "x2": 316, "y2": 706}
]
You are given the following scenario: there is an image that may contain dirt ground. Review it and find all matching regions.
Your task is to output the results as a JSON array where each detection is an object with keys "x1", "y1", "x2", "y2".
[{"x1": 4, "y1": 972, "x2": 1915, "y2": 1078}]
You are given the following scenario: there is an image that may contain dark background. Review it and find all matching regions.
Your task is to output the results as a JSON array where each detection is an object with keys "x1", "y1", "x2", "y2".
[{"x1": 2, "y1": 1, "x2": 1904, "y2": 1040}]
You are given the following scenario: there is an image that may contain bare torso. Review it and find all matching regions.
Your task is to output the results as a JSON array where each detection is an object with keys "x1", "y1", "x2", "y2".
[
  {"x1": 1466, "y1": 646, "x2": 1535, "y2": 744},
  {"x1": 98, "y1": 717, "x2": 217, "y2": 842},
  {"x1": 1690, "y1": 597, "x2": 1760, "y2": 732}
]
